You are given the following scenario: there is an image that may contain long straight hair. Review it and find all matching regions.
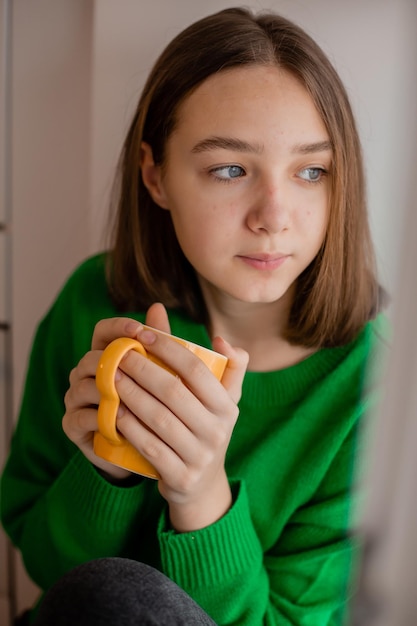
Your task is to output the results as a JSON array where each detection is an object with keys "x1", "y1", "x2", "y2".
[{"x1": 107, "y1": 7, "x2": 382, "y2": 347}]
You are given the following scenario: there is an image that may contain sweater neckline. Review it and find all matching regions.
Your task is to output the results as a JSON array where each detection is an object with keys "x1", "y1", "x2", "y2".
[
  {"x1": 170, "y1": 312, "x2": 369, "y2": 409},
  {"x1": 240, "y1": 346, "x2": 351, "y2": 408}
]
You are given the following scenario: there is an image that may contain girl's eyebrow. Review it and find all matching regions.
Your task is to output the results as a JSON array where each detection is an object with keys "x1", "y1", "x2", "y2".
[
  {"x1": 190, "y1": 136, "x2": 332, "y2": 155},
  {"x1": 191, "y1": 136, "x2": 263, "y2": 154},
  {"x1": 291, "y1": 140, "x2": 333, "y2": 155}
]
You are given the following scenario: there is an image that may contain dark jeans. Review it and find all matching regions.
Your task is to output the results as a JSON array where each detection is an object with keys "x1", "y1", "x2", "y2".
[{"x1": 33, "y1": 558, "x2": 217, "y2": 625}]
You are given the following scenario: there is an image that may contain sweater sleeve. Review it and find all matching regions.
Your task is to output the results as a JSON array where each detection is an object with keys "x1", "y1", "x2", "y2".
[
  {"x1": 157, "y1": 430, "x2": 359, "y2": 626},
  {"x1": 0, "y1": 266, "x2": 151, "y2": 591},
  {"x1": 158, "y1": 480, "x2": 267, "y2": 624},
  {"x1": 7, "y1": 450, "x2": 148, "y2": 591}
]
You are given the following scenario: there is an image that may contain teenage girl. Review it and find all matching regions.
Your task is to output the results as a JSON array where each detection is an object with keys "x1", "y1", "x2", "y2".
[{"x1": 1, "y1": 7, "x2": 385, "y2": 626}]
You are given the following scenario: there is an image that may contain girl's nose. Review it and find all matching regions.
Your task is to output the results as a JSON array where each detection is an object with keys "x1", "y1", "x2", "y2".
[{"x1": 245, "y1": 181, "x2": 289, "y2": 234}]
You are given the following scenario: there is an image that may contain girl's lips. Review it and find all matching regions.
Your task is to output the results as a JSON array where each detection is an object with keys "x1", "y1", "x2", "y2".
[{"x1": 238, "y1": 254, "x2": 289, "y2": 270}]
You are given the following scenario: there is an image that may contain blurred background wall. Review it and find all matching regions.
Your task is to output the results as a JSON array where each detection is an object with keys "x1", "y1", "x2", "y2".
[{"x1": 0, "y1": 0, "x2": 416, "y2": 622}]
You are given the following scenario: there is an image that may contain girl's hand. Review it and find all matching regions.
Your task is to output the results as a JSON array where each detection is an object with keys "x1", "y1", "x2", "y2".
[
  {"x1": 62, "y1": 315, "x2": 148, "y2": 480},
  {"x1": 61, "y1": 303, "x2": 194, "y2": 479},
  {"x1": 62, "y1": 304, "x2": 170, "y2": 478},
  {"x1": 113, "y1": 314, "x2": 249, "y2": 532}
]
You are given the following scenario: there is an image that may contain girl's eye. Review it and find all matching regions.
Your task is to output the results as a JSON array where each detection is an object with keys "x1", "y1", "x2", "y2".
[
  {"x1": 297, "y1": 167, "x2": 327, "y2": 183},
  {"x1": 210, "y1": 165, "x2": 246, "y2": 181}
]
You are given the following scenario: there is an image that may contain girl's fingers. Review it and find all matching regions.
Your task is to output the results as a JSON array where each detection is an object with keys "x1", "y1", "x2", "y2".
[
  {"x1": 117, "y1": 406, "x2": 188, "y2": 480},
  {"x1": 115, "y1": 357, "x2": 200, "y2": 446},
  {"x1": 62, "y1": 405, "x2": 132, "y2": 481},
  {"x1": 77, "y1": 312, "x2": 248, "y2": 485},
  {"x1": 118, "y1": 342, "x2": 222, "y2": 428},
  {"x1": 115, "y1": 335, "x2": 246, "y2": 457},
  {"x1": 69, "y1": 350, "x2": 102, "y2": 384},
  {"x1": 116, "y1": 388, "x2": 194, "y2": 466},
  {"x1": 91, "y1": 305, "x2": 170, "y2": 353},
  {"x1": 65, "y1": 372, "x2": 100, "y2": 412},
  {"x1": 91, "y1": 317, "x2": 144, "y2": 351},
  {"x1": 65, "y1": 350, "x2": 104, "y2": 414},
  {"x1": 211, "y1": 336, "x2": 249, "y2": 404},
  {"x1": 118, "y1": 328, "x2": 248, "y2": 425},
  {"x1": 62, "y1": 407, "x2": 98, "y2": 445},
  {"x1": 145, "y1": 303, "x2": 171, "y2": 334}
]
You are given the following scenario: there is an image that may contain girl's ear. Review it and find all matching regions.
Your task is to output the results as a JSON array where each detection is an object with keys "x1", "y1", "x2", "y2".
[{"x1": 140, "y1": 142, "x2": 169, "y2": 209}]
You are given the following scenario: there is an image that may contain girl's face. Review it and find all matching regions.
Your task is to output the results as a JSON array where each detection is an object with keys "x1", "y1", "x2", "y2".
[{"x1": 144, "y1": 65, "x2": 331, "y2": 312}]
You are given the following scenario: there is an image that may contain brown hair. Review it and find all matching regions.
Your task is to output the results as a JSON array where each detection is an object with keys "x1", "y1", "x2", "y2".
[{"x1": 108, "y1": 7, "x2": 382, "y2": 347}]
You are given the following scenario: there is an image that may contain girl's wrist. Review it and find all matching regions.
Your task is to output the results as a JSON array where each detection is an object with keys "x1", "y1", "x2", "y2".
[{"x1": 168, "y1": 477, "x2": 233, "y2": 532}]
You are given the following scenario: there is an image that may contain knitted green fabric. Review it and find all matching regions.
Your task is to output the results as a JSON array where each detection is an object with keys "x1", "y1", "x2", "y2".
[{"x1": 0, "y1": 254, "x2": 385, "y2": 625}]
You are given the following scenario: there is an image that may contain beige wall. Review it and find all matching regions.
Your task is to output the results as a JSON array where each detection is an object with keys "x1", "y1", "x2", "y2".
[
  {"x1": 3, "y1": 0, "x2": 94, "y2": 619},
  {"x1": 11, "y1": 0, "x2": 93, "y2": 406},
  {"x1": 1, "y1": 0, "x2": 13, "y2": 622},
  {"x1": 1, "y1": 0, "x2": 416, "y2": 621}
]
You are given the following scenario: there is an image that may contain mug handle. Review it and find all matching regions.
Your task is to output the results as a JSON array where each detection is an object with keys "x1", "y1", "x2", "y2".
[{"x1": 96, "y1": 337, "x2": 147, "y2": 444}]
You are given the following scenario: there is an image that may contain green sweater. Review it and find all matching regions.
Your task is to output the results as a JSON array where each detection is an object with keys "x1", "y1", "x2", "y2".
[{"x1": 1, "y1": 254, "x2": 384, "y2": 625}]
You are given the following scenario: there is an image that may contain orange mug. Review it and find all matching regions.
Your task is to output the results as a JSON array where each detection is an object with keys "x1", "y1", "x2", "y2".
[{"x1": 93, "y1": 327, "x2": 228, "y2": 479}]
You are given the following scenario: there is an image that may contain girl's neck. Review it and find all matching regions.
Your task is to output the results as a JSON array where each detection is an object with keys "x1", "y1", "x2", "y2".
[{"x1": 200, "y1": 284, "x2": 315, "y2": 372}]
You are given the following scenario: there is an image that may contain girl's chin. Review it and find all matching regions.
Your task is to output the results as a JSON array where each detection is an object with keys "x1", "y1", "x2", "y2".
[
  {"x1": 198, "y1": 275, "x2": 294, "y2": 308},
  {"x1": 216, "y1": 288, "x2": 292, "y2": 307}
]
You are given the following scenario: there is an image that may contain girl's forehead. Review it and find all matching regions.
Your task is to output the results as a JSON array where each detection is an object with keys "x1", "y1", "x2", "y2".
[
  {"x1": 182, "y1": 64, "x2": 299, "y2": 105},
  {"x1": 177, "y1": 65, "x2": 312, "y2": 117},
  {"x1": 172, "y1": 65, "x2": 327, "y2": 145}
]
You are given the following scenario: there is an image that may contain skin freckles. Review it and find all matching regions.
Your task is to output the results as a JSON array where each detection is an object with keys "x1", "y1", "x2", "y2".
[{"x1": 147, "y1": 65, "x2": 332, "y2": 322}]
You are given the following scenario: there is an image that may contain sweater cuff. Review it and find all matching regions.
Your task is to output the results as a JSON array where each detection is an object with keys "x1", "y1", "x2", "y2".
[
  {"x1": 55, "y1": 451, "x2": 146, "y2": 534},
  {"x1": 158, "y1": 480, "x2": 263, "y2": 590}
]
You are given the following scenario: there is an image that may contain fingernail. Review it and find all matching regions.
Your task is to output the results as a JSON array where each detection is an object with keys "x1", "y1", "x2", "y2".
[
  {"x1": 215, "y1": 335, "x2": 232, "y2": 350},
  {"x1": 115, "y1": 368, "x2": 122, "y2": 381},
  {"x1": 125, "y1": 321, "x2": 143, "y2": 335},
  {"x1": 117, "y1": 405, "x2": 124, "y2": 417},
  {"x1": 138, "y1": 329, "x2": 156, "y2": 345}
]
